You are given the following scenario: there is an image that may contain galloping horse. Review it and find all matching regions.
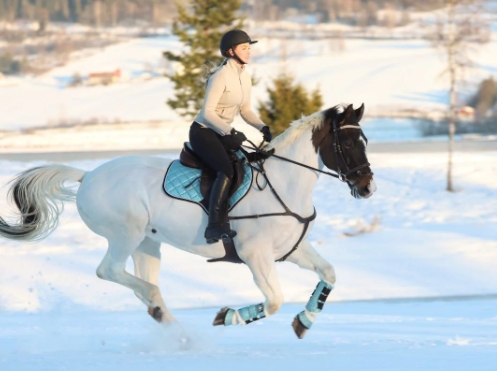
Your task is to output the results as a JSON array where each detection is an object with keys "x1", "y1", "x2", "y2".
[{"x1": 0, "y1": 104, "x2": 376, "y2": 339}]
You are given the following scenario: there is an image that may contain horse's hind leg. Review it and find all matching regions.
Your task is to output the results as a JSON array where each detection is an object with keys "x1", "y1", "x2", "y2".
[
  {"x1": 96, "y1": 236, "x2": 171, "y2": 325},
  {"x1": 131, "y1": 237, "x2": 175, "y2": 324},
  {"x1": 286, "y1": 239, "x2": 336, "y2": 339}
]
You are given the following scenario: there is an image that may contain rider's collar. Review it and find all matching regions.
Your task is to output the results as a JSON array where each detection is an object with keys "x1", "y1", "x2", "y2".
[{"x1": 226, "y1": 57, "x2": 245, "y2": 74}]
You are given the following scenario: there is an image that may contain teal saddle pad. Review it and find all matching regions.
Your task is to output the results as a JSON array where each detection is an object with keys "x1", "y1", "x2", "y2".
[{"x1": 163, "y1": 151, "x2": 252, "y2": 213}]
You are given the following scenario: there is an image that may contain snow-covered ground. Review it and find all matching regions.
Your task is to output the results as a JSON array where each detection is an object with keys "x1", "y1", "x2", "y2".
[
  {"x1": 3, "y1": 299, "x2": 496, "y2": 371},
  {"x1": 0, "y1": 117, "x2": 427, "y2": 153},
  {"x1": 0, "y1": 149, "x2": 496, "y2": 369},
  {"x1": 1, "y1": 34, "x2": 497, "y2": 130}
]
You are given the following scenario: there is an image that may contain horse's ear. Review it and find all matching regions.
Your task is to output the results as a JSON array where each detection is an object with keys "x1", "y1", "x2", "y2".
[
  {"x1": 355, "y1": 103, "x2": 365, "y2": 122},
  {"x1": 343, "y1": 104, "x2": 354, "y2": 121}
]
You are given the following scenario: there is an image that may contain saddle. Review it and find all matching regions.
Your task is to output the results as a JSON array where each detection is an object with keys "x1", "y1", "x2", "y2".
[
  {"x1": 179, "y1": 142, "x2": 247, "y2": 210},
  {"x1": 161, "y1": 143, "x2": 251, "y2": 264}
]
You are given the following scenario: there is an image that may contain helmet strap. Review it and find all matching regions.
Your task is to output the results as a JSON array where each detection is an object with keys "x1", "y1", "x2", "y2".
[{"x1": 232, "y1": 49, "x2": 247, "y2": 65}]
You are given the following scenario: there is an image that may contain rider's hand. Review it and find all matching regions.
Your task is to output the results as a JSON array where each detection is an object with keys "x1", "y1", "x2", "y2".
[
  {"x1": 223, "y1": 128, "x2": 247, "y2": 151},
  {"x1": 261, "y1": 126, "x2": 272, "y2": 142}
]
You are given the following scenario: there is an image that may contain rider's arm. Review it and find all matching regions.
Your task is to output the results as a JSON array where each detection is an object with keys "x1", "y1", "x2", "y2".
[
  {"x1": 202, "y1": 72, "x2": 233, "y2": 136},
  {"x1": 240, "y1": 77, "x2": 266, "y2": 131}
]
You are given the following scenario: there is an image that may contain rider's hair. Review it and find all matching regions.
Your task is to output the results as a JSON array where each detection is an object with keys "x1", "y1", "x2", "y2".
[{"x1": 201, "y1": 60, "x2": 225, "y2": 87}]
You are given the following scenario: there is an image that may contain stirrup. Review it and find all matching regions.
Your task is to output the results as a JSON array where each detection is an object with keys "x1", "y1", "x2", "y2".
[
  {"x1": 206, "y1": 230, "x2": 237, "y2": 244},
  {"x1": 205, "y1": 225, "x2": 237, "y2": 244}
]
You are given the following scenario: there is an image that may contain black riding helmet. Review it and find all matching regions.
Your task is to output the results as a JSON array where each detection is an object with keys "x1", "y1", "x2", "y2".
[{"x1": 220, "y1": 30, "x2": 258, "y2": 60}]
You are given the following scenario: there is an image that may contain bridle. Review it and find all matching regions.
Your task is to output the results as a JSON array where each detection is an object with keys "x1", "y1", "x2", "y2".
[
  {"x1": 329, "y1": 118, "x2": 372, "y2": 184},
  {"x1": 244, "y1": 118, "x2": 373, "y2": 185}
]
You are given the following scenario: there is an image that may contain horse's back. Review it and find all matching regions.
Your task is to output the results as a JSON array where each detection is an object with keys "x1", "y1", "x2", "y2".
[
  {"x1": 83, "y1": 155, "x2": 171, "y2": 181},
  {"x1": 76, "y1": 156, "x2": 173, "y2": 232}
]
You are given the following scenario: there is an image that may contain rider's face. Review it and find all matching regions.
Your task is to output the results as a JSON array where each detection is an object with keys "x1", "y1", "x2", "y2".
[{"x1": 230, "y1": 43, "x2": 251, "y2": 64}]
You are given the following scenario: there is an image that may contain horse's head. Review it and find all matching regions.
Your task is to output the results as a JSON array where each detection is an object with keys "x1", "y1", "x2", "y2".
[{"x1": 312, "y1": 104, "x2": 376, "y2": 199}]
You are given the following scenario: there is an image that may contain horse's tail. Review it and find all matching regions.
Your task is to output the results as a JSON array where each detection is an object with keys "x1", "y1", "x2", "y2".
[{"x1": 0, "y1": 165, "x2": 86, "y2": 242}]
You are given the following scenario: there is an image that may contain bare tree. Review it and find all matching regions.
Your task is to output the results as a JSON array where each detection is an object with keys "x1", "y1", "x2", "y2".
[
  {"x1": 93, "y1": 0, "x2": 103, "y2": 28},
  {"x1": 431, "y1": 0, "x2": 490, "y2": 191}
]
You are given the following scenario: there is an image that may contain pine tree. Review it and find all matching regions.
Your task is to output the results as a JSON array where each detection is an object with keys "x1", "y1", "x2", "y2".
[
  {"x1": 258, "y1": 71, "x2": 323, "y2": 135},
  {"x1": 164, "y1": 0, "x2": 243, "y2": 118}
]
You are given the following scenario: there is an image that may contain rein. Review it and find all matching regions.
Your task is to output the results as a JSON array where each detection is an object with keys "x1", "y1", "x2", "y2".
[
  {"x1": 243, "y1": 121, "x2": 371, "y2": 184},
  {"x1": 229, "y1": 120, "x2": 371, "y2": 262},
  {"x1": 229, "y1": 141, "x2": 316, "y2": 262},
  {"x1": 244, "y1": 140, "x2": 343, "y2": 180}
]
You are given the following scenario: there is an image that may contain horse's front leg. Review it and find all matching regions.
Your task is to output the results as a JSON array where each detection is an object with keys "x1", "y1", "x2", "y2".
[
  {"x1": 286, "y1": 239, "x2": 336, "y2": 339},
  {"x1": 213, "y1": 239, "x2": 283, "y2": 326}
]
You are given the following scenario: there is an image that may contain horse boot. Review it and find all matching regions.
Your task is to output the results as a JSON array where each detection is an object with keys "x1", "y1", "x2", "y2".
[{"x1": 205, "y1": 172, "x2": 237, "y2": 244}]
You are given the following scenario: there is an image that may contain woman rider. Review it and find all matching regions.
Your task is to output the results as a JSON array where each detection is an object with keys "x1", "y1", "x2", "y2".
[{"x1": 189, "y1": 29, "x2": 272, "y2": 244}]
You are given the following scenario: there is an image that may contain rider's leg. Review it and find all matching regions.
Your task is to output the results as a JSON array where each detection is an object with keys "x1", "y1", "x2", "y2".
[
  {"x1": 205, "y1": 172, "x2": 236, "y2": 243},
  {"x1": 189, "y1": 122, "x2": 235, "y2": 243}
]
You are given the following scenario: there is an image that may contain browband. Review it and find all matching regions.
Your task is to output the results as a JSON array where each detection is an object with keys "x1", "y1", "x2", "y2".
[{"x1": 339, "y1": 125, "x2": 362, "y2": 130}]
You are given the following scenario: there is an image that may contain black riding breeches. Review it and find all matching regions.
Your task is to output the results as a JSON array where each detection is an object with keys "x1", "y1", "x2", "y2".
[{"x1": 189, "y1": 122, "x2": 234, "y2": 179}]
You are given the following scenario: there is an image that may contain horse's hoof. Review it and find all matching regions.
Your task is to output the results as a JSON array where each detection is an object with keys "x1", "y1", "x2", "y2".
[
  {"x1": 213, "y1": 307, "x2": 230, "y2": 326},
  {"x1": 148, "y1": 306, "x2": 163, "y2": 323},
  {"x1": 292, "y1": 315, "x2": 308, "y2": 339}
]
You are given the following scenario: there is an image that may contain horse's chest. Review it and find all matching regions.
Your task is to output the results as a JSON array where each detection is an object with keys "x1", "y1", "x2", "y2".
[{"x1": 269, "y1": 219, "x2": 310, "y2": 251}]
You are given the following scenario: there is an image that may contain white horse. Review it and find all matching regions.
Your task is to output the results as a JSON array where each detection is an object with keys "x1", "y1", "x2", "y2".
[{"x1": 0, "y1": 104, "x2": 376, "y2": 339}]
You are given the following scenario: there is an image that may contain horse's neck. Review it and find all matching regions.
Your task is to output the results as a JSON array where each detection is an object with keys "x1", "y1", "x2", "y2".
[{"x1": 265, "y1": 129, "x2": 321, "y2": 215}]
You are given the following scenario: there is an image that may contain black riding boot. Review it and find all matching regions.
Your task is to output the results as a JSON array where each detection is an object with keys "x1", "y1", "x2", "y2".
[{"x1": 205, "y1": 172, "x2": 237, "y2": 244}]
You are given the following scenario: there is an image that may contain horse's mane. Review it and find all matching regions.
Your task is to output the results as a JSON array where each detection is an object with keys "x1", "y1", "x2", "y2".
[{"x1": 266, "y1": 105, "x2": 345, "y2": 150}]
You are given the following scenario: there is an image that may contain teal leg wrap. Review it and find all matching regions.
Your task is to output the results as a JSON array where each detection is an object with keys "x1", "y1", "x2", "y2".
[
  {"x1": 224, "y1": 303, "x2": 265, "y2": 326},
  {"x1": 297, "y1": 280, "x2": 333, "y2": 330},
  {"x1": 297, "y1": 310, "x2": 314, "y2": 329},
  {"x1": 224, "y1": 308, "x2": 236, "y2": 325}
]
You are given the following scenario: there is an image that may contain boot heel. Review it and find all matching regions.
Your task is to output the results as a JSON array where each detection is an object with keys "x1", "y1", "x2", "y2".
[
  {"x1": 222, "y1": 230, "x2": 237, "y2": 239},
  {"x1": 221, "y1": 232, "x2": 236, "y2": 244}
]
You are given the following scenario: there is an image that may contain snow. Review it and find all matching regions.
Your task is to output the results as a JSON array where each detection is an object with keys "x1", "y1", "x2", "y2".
[
  {"x1": 2, "y1": 299, "x2": 496, "y2": 371},
  {"x1": 1, "y1": 34, "x2": 497, "y2": 130},
  {"x1": 1, "y1": 151, "x2": 496, "y2": 312},
  {"x1": 0, "y1": 149, "x2": 496, "y2": 369}
]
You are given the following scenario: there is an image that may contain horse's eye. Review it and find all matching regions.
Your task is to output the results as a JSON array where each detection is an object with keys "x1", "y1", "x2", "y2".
[{"x1": 343, "y1": 140, "x2": 352, "y2": 149}]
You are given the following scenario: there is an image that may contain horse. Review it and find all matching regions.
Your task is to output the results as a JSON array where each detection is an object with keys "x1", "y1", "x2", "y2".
[{"x1": 0, "y1": 103, "x2": 376, "y2": 339}]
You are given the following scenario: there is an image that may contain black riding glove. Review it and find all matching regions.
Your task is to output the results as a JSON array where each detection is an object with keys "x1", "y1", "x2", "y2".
[
  {"x1": 261, "y1": 126, "x2": 272, "y2": 142},
  {"x1": 223, "y1": 128, "x2": 247, "y2": 151}
]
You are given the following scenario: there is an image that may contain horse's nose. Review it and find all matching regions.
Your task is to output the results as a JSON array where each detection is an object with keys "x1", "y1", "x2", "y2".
[{"x1": 366, "y1": 180, "x2": 377, "y2": 194}]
